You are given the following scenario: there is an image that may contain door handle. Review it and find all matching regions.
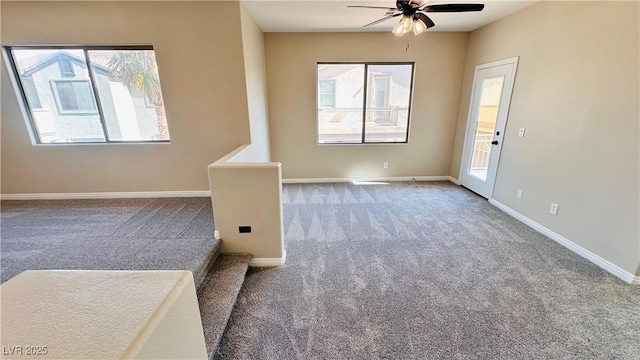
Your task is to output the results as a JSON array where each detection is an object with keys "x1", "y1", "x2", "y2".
[{"x1": 491, "y1": 140, "x2": 499, "y2": 145}]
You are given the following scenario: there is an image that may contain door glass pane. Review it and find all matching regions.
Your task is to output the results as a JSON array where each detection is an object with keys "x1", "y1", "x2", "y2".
[
  {"x1": 364, "y1": 64, "x2": 412, "y2": 143},
  {"x1": 468, "y1": 76, "x2": 504, "y2": 182},
  {"x1": 11, "y1": 49, "x2": 105, "y2": 143},
  {"x1": 317, "y1": 64, "x2": 364, "y2": 144}
]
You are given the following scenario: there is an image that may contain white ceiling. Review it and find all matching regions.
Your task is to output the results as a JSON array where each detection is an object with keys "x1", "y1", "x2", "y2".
[{"x1": 242, "y1": 0, "x2": 537, "y2": 32}]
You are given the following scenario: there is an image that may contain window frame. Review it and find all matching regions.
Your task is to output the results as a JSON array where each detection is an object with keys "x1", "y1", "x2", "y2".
[
  {"x1": 316, "y1": 61, "x2": 415, "y2": 145},
  {"x1": 5, "y1": 45, "x2": 170, "y2": 145}
]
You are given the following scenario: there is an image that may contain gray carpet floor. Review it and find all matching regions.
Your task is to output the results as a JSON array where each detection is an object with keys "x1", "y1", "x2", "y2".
[
  {"x1": 1, "y1": 197, "x2": 217, "y2": 284},
  {"x1": 216, "y1": 182, "x2": 640, "y2": 359}
]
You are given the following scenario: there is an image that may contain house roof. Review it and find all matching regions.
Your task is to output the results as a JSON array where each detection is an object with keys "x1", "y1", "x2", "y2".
[
  {"x1": 318, "y1": 64, "x2": 356, "y2": 78},
  {"x1": 18, "y1": 51, "x2": 109, "y2": 77},
  {"x1": 319, "y1": 63, "x2": 412, "y2": 88}
]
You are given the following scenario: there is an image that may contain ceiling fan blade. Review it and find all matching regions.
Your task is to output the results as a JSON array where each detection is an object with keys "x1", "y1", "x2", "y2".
[
  {"x1": 362, "y1": 13, "x2": 402, "y2": 27},
  {"x1": 348, "y1": 5, "x2": 397, "y2": 10},
  {"x1": 414, "y1": 12, "x2": 435, "y2": 28},
  {"x1": 423, "y1": 4, "x2": 485, "y2": 12}
]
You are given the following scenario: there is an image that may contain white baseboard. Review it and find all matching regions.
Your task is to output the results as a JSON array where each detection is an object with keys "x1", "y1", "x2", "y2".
[
  {"x1": 3, "y1": 177, "x2": 463, "y2": 199},
  {"x1": 249, "y1": 252, "x2": 286, "y2": 267},
  {"x1": 489, "y1": 199, "x2": 639, "y2": 285},
  {"x1": 0, "y1": 190, "x2": 211, "y2": 200},
  {"x1": 283, "y1": 176, "x2": 451, "y2": 184}
]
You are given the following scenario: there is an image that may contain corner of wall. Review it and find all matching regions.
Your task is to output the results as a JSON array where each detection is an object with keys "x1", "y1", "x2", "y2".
[
  {"x1": 448, "y1": 30, "x2": 472, "y2": 178},
  {"x1": 239, "y1": 3, "x2": 271, "y2": 163}
]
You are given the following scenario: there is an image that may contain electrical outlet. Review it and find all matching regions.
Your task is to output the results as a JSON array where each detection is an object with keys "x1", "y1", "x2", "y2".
[
  {"x1": 518, "y1": 127, "x2": 526, "y2": 138},
  {"x1": 383, "y1": 162, "x2": 389, "y2": 169},
  {"x1": 549, "y1": 203, "x2": 559, "y2": 215},
  {"x1": 516, "y1": 189, "x2": 523, "y2": 199}
]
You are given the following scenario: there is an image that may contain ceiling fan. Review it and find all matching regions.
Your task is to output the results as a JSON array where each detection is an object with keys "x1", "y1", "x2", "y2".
[{"x1": 348, "y1": 0, "x2": 485, "y2": 36}]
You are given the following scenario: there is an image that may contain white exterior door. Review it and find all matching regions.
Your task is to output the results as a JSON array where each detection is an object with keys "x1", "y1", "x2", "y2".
[{"x1": 460, "y1": 57, "x2": 518, "y2": 198}]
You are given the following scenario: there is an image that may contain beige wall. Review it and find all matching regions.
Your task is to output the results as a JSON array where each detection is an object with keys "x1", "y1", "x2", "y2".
[
  {"x1": 451, "y1": 1, "x2": 640, "y2": 275},
  {"x1": 1, "y1": 1, "x2": 252, "y2": 193},
  {"x1": 240, "y1": 3, "x2": 271, "y2": 162},
  {"x1": 265, "y1": 32, "x2": 468, "y2": 179}
]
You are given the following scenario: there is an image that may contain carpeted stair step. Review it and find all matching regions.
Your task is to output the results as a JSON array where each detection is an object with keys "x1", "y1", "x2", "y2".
[
  {"x1": 197, "y1": 253, "x2": 251, "y2": 359},
  {"x1": 193, "y1": 239, "x2": 222, "y2": 289}
]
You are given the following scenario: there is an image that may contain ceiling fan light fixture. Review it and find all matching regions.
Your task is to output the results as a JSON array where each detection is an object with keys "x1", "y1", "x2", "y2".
[
  {"x1": 393, "y1": 15, "x2": 413, "y2": 36},
  {"x1": 353, "y1": 1, "x2": 485, "y2": 36},
  {"x1": 400, "y1": 15, "x2": 413, "y2": 33},
  {"x1": 392, "y1": 20, "x2": 405, "y2": 36},
  {"x1": 412, "y1": 18, "x2": 427, "y2": 35}
]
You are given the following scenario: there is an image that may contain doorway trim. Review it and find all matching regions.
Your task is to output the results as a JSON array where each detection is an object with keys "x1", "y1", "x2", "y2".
[{"x1": 459, "y1": 56, "x2": 519, "y2": 199}]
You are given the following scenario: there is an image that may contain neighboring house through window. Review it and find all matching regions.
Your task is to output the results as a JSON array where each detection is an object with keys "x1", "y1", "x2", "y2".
[
  {"x1": 316, "y1": 62, "x2": 414, "y2": 144},
  {"x1": 5, "y1": 46, "x2": 170, "y2": 143}
]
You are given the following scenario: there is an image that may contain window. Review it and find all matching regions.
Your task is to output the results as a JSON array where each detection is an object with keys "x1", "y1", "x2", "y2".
[
  {"x1": 318, "y1": 80, "x2": 335, "y2": 108},
  {"x1": 22, "y1": 78, "x2": 42, "y2": 109},
  {"x1": 317, "y1": 63, "x2": 414, "y2": 144},
  {"x1": 53, "y1": 80, "x2": 96, "y2": 112},
  {"x1": 6, "y1": 46, "x2": 170, "y2": 144},
  {"x1": 59, "y1": 59, "x2": 75, "y2": 77}
]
